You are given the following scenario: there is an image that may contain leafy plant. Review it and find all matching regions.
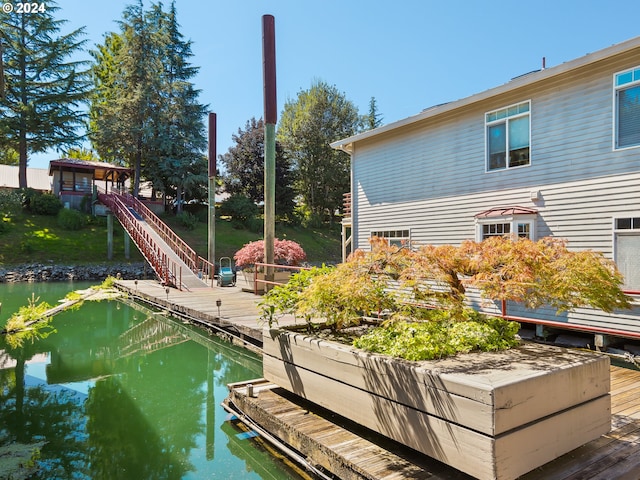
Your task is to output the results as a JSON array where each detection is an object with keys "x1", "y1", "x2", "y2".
[
  {"x1": 262, "y1": 235, "x2": 632, "y2": 359},
  {"x1": 218, "y1": 193, "x2": 259, "y2": 224},
  {"x1": 57, "y1": 208, "x2": 86, "y2": 230},
  {"x1": 234, "y1": 238, "x2": 306, "y2": 269},
  {"x1": 2, "y1": 294, "x2": 56, "y2": 348},
  {"x1": 177, "y1": 211, "x2": 199, "y2": 230},
  {"x1": 30, "y1": 192, "x2": 63, "y2": 216},
  {"x1": 259, "y1": 266, "x2": 330, "y2": 327},
  {"x1": 353, "y1": 314, "x2": 520, "y2": 361}
]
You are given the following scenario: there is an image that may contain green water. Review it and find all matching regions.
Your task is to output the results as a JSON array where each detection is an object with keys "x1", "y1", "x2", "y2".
[{"x1": 0, "y1": 282, "x2": 308, "y2": 480}]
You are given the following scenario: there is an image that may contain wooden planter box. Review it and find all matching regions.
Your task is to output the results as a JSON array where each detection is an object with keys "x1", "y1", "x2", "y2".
[
  {"x1": 241, "y1": 271, "x2": 291, "y2": 293},
  {"x1": 262, "y1": 328, "x2": 611, "y2": 480}
]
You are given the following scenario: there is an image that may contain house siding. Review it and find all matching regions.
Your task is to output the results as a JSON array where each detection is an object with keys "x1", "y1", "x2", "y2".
[
  {"x1": 345, "y1": 39, "x2": 640, "y2": 337},
  {"x1": 352, "y1": 50, "x2": 640, "y2": 252}
]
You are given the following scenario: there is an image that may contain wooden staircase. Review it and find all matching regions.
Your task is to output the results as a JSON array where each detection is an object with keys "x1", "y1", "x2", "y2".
[{"x1": 98, "y1": 191, "x2": 214, "y2": 290}]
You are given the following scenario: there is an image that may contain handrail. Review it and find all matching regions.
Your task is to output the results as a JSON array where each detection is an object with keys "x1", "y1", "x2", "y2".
[
  {"x1": 108, "y1": 192, "x2": 216, "y2": 283},
  {"x1": 98, "y1": 192, "x2": 183, "y2": 289}
]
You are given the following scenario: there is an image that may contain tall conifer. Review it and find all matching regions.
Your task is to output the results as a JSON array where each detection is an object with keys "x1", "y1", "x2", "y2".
[{"x1": 0, "y1": 1, "x2": 91, "y2": 188}]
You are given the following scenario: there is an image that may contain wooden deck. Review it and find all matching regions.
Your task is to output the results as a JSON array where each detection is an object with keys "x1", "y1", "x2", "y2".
[
  {"x1": 226, "y1": 366, "x2": 640, "y2": 480},
  {"x1": 114, "y1": 277, "x2": 299, "y2": 346},
  {"x1": 115, "y1": 278, "x2": 640, "y2": 479}
]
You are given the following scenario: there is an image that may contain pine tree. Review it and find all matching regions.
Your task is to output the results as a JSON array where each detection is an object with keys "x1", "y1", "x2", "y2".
[
  {"x1": 149, "y1": 1, "x2": 207, "y2": 211},
  {"x1": 0, "y1": 1, "x2": 91, "y2": 188},
  {"x1": 364, "y1": 97, "x2": 383, "y2": 130},
  {"x1": 89, "y1": 1, "x2": 207, "y2": 202}
]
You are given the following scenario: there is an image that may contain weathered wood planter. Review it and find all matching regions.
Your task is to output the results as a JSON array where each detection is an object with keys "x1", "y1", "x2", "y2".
[
  {"x1": 262, "y1": 328, "x2": 611, "y2": 480},
  {"x1": 241, "y1": 271, "x2": 291, "y2": 293}
]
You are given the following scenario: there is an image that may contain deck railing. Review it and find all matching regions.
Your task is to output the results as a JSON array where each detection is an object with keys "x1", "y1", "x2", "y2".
[
  {"x1": 98, "y1": 191, "x2": 182, "y2": 288},
  {"x1": 343, "y1": 192, "x2": 351, "y2": 218},
  {"x1": 102, "y1": 191, "x2": 217, "y2": 284}
]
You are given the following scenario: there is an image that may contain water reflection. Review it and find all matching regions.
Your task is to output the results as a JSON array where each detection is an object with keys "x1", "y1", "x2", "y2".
[{"x1": 0, "y1": 289, "x2": 300, "y2": 480}]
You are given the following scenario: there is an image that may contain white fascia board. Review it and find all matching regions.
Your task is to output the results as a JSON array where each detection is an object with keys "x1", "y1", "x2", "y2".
[{"x1": 330, "y1": 35, "x2": 640, "y2": 153}]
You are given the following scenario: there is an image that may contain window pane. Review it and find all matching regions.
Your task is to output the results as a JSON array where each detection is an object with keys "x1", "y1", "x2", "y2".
[
  {"x1": 616, "y1": 234, "x2": 640, "y2": 289},
  {"x1": 616, "y1": 71, "x2": 633, "y2": 86},
  {"x1": 509, "y1": 116, "x2": 530, "y2": 149},
  {"x1": 488, "y1": 123, "x2": 506, "y2": 170},
  {"x1": 509, "y1": 116, "x2": 530, "y2": 167},
  {"x1": 618, "y1": 85, "x2": 640, "y2": 148},
  {"x1": 517, "y1": 223, "x2": 530, "y2": 238},
  {"x1": 617, "y1": 218, "x2": 632, "y2": 229}
]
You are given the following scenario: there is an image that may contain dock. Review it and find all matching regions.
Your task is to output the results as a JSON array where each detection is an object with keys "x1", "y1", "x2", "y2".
[
  {"x1": 114, "y1": 278, "x2": 640, "y2": 480},
  {"x1": 114, "y1": 277, "x2": 298, "y2": 347}
]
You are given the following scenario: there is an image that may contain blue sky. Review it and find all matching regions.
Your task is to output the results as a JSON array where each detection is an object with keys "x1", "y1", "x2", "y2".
[{"x1": 27, "y1": 0, "x2": 640, "y2": 169}]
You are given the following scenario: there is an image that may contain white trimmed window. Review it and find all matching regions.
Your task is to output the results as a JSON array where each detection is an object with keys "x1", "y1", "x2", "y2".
[
  {"x1": 486, "y1": 101, "x2": 531, "y2": 171},
  {"x1": 370, "y1": 229, "x2": 410, "y2": 248},
  {"x1": 475, "y1": 207, "x2": 537, "y2": 241},
  {"x1": 614, "y1": 217, "x2": 640, "y2": 290},
  {"x1": 614, "y1": 66, "x2": 640, "y2": 150}
]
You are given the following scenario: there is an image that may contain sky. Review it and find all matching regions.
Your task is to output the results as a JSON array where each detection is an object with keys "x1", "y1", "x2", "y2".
[{"x1": 25, "y1": 0, "x2": 640, "y2": 169}]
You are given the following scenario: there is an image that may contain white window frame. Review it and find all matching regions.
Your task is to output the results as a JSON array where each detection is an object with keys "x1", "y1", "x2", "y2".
[
  {"x1": 475, "y1": 216, "x2": 536, "y2": 242},
  {"x1": 485, "y1": 100, "x2": 532, "y2": 172},
  {"x1": 612, "y1": 216, "x2": 640, "y2": 290},
  {"x1": 370, "y1": 229, "x2": 411, "y2": 248},
  {"x1": 613, "y1": 66, "x2": 640, "y2": 151}
]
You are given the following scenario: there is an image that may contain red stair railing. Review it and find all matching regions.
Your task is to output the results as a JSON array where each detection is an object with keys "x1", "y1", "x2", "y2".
[{"x1": 98, "y1": 192, "x2": 183, "y2": 288}]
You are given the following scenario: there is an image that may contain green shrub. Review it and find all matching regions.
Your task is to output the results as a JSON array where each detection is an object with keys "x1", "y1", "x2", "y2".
[
  {"x1": 177, "y1": 211, "x2": 198, "y2": 230},
  {"x1": 353, "y1": 314, "x2": 520, "y2": 361},
  {"x1": 0, "y1": 190, "x2": 22, "y2": 215},
  {"x1": 219, "y1": 194, "x2": 258, "y2": 223},
  {"x1": 30, "y1": 192, "x2": 62, "y2": 216},
  {"x1": 57, "y1": 208, "x2": 86, "y2": 230}
]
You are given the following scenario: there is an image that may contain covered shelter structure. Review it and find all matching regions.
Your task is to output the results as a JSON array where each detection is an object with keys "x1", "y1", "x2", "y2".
[{"x1": 49, "y1": 158, "x2": 132, "y2": 210}]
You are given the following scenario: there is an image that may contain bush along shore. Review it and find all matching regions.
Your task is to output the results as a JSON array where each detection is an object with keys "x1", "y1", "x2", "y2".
[{"x1": 0, "y1": 263, "x2": 149, "y2": 283}]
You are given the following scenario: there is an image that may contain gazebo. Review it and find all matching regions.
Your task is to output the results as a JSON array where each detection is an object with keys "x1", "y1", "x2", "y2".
[{"x1": 49, "y1": 158, "x2": 132, "y2": 210}]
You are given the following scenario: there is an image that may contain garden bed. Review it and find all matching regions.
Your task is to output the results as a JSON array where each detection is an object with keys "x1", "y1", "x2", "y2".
[{"x1": 262, "y1": 327, "x2": 611, "y2": 480}]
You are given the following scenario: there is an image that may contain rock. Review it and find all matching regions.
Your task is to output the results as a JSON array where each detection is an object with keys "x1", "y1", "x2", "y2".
[{"x1": 0, "y1": 263, "x2": 150, "y2": 283}]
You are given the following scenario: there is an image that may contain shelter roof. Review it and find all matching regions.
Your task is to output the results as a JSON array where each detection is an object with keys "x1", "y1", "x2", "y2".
[
  {"x1": 48, "y1": 158, "x2": 132, "y2": 181},
  {"x1": 474, "y1": 206, "x2": 538, "y2": 218}
]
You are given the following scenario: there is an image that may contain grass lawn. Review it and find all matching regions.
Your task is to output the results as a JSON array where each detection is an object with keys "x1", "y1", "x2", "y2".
[{"x1": 0, "y1": 210, "x2": 342, "y2": 267}]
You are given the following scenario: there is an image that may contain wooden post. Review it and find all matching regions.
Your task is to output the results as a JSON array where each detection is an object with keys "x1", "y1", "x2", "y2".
[
  {"x1": 263, "y1": 15, "x2": 277, "y2": 289},
  {"x1": 208, "y1": 112, "x2": 217, "y2": 275},
  {"x1": 107, "y1": 213, "x2": 114, "y2": 260},
  {"x1": 124, "y1": 230, "x2": 130, "y2": 260}
]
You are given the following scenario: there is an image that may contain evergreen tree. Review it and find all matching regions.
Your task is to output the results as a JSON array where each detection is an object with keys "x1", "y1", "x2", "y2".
[
  {"x1": 0, "y1": 1, "x2": 91, "y2": 188},
  {"x1": 149, "y1": 1, "x2": 207, "y2": 211},
  {"x1": 278, "y1": 80, "x2": 361, "y2": 223},
  {"x1": 91, "y1": 1, "x2": 164, "y2": 196},
  {"x1": 88, "y1": 32, "x2": 125, "y2": 165},
  {"x1": 364, "y1": 96, "x2": 383, "y2": 130},
  {"x1": 89, "y1": 1, "x2": 206, "y2": 202},
  {"x1": 220, "y1": 117, "x2": 295, "y2": 219}
]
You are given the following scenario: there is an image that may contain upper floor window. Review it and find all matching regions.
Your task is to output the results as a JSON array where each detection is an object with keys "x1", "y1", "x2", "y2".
[
  {"x1": 486, "y1": 101, "x2": 531, "y2": 171},
  {"x1": 615, "y1": 66, "x2": 640, "y2": 149}
]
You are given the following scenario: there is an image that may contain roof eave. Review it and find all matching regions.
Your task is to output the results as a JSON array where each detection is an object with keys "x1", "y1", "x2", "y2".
[{"x1": 331, "y1": 35, "x2": 640, "y2": 152}]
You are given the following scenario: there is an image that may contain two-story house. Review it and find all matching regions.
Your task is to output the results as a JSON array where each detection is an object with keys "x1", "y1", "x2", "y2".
[{"x1": 331, "y1": 36, "x2": 640, "y2": 341}]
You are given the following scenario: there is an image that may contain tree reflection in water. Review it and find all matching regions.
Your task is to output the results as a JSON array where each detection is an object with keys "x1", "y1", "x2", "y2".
[{"x1": 0, "y1": 292, "x2": 278, "y2": 480}]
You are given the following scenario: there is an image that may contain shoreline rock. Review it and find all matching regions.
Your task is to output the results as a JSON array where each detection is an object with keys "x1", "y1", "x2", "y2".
[{"x1": 0, "y1": 263, "x2": 150, "y2": 283}]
